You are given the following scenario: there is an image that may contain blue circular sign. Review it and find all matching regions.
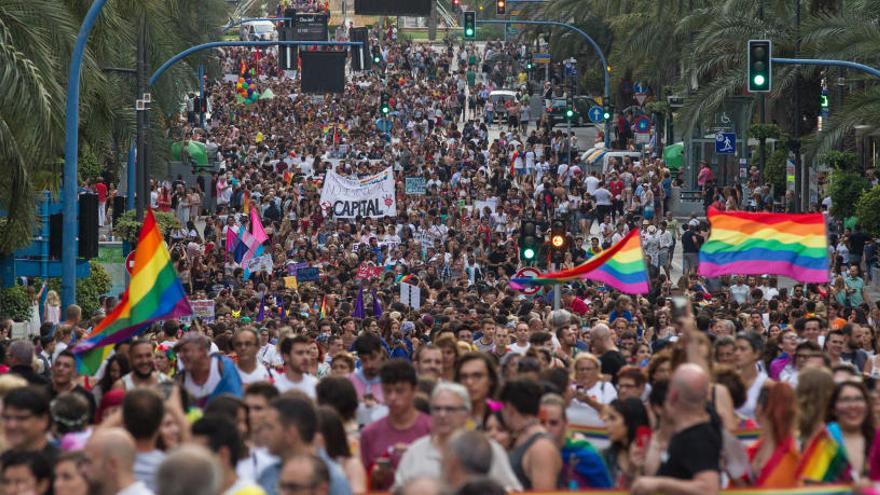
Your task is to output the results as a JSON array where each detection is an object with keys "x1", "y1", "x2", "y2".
[{"x1": 588, "y1": 106, "x2": 605, "y2": 123}]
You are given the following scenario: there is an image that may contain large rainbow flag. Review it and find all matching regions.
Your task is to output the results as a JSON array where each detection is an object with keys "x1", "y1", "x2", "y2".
[
  {"x1": 509, "y1": 229, "x2": 649, "y2": 294},
  {"x1": 795, "y1": 427, "x2": 852, "y2": 483},
  {"x1": 73, "y1": 210, "x2": 193, "y2": 375},
  {"x1": 699, "y1": 207, "x2": 829, "y2": 283}
]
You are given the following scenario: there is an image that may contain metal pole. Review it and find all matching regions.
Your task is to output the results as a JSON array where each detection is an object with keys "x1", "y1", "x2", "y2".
[
  {"x1": 135, "y1": 14, "x2": 146, "y2": 223},
  {"x1": 772, "y1": 57, "x2": 880, "y2": 79},
  {"x1": 553, "y1": 263, "x2": 561, "y2": 310},
  {"x1": 198, "y1": 64, "x2": 206, "y2": 129},
  {"x1": 126, "y1": 141, "x2": 136, "y2": 212},
  {"x1": 794, "y1": 0, "x2": 806, "y2": 212},
  {"x1": 62, "y1": 0, "x2": 110, "y2": 308}
]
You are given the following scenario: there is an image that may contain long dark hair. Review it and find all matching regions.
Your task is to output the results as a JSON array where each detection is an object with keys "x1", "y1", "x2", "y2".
[
  {"x1": 317, "y1": 405, "x2": 352, "y2": 459},
  {"x1": 609, "y1": 397, "x2": 650, "y2": 449}
]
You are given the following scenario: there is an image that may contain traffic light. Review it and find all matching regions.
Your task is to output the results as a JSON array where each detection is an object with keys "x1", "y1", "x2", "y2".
[
  {"x1": 602, "y1": 104, "x2": 613, "y2": 121},
  {"x1": 463, "y1": 11, "x2": 476, "y2": 40},
  {"x1": 565, "y1": 99, "x2": 575, "y2": 120},
  {"x1": 380, "y1": 92, "x2": 391, "y2": 115},
  {"x1": 747, "y1": 39, "x2": 772, "y2": 93},
  {"x1": 526, "y1": 61, "x2": 533, "y2": 70},
  {"x1": 452, "y1": 0, "x2": 460, "y2": 5},
  {"x1": 520, "y1": 219, "x2": 538, "y2": 262},
  {"x1": 373, "y1": 48, "x2": 382, "y2": 65},
  {"x1": 549, "y1": 220, "x2": 569, "y2": 263},
  {"x1": 496, "y1": 0, "x2": 505, "y2": 14}
]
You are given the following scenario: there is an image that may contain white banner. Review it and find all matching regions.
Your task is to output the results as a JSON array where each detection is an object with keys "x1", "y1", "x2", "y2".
[
  {"x1": 319, "y1": 167, "x2": 397, "y2": 218},
  {"x1": 244, "y1": 254, "x2": 274, "y2": 274}
]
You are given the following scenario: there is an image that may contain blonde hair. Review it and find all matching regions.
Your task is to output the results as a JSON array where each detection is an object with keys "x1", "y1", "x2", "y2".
[
  {"x1": 0, "y1": 374, "x2": 27, "y2": 399},
  {"x1": 46, "y1": 290, "x2": 60, "y2": 306},
  {"x1": 796, "y1": 367, "x2": 835, "y2": 439},
  {"x1": 571, "y1": 353, "x2": 600, "y2": 373}
]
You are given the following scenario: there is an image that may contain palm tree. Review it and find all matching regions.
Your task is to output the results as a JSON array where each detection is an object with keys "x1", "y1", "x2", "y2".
[{"x1": 0, "y1": 0, "x2": 229, "y2": 255}]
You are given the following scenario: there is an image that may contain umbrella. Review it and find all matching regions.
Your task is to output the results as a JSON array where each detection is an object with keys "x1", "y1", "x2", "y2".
[
  {"x1": 583, "y1": 147, "x2": 607, "y2": 166},
  {"x1": 170, "y1": 140, "x2": 208, "y2": 166},
  {"x1": 662, "y1": 142, "x2": 684, "y2": 171}
]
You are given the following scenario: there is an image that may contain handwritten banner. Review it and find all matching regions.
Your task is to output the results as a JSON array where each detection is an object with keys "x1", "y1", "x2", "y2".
[{"x1": 356, "y1": 264, "x2": 383, "y2": 280}]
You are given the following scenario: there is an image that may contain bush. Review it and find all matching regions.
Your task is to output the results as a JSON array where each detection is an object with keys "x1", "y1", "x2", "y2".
[
  {"x1": 748, "y1": 123, "x2": 782, "y2": 141},
  {"x1": 828, "y1": 170, "x2": 870, "y2": 219},
  {"x1": 856, "y1": 185, "x2": 880, "y2": 237},
  {"x1": 45, "y1": 261, "x2": 112, "y2": 320},
  {"x1": 113, "y1": 210, "x2": 181, "y2": 244},
  {"x1": 0, "y1": 286, "x2": 32, "y2": 321},
  {"x1": 821, "y1": 150, "x2": 858, "y2": 172},
  {"x1": 763, "y1": 145, "x2": 788, "y2": 196}
]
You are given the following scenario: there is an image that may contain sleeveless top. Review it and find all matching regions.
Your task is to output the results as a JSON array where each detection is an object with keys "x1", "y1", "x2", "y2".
[
  {"x1": 510, "y1": 431, "x2": 555, "y2": 490},
  {"x1": 121, "y1": 372, "x2": 171, "y2": 390}
]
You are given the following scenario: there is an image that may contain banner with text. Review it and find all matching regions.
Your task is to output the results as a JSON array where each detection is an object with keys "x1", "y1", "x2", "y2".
[{"x1": 320, "y1": 167, "x2": 396, "y2": 218}]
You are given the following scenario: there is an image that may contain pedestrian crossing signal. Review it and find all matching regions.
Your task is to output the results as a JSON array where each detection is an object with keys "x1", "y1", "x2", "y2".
[
  {"x1": 463, "y1": 11, "x2": 476, "y2": 40},
  {"x1": 496, "y1": 0, "x2": 505, "y2": 14}
]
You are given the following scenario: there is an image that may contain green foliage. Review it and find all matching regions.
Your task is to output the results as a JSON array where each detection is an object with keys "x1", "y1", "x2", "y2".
[
  {"x1": 113, "y1": 210, "x2": 181, "y2": 244},
  {"x1": 45, "y1": 261, "x2": 112, "y2": 320},
  {"x1": 748, "y1": 123, "x2": 782, "y2": 141},
  {"x1": 856, "y1": 185, "x2": 880, "y2": 238},
  {"x1": 78, "y1": 144, "x2": 103, "y2": 184},
  {"x1": 828, "y1": 170, "x2": 870, "y2": 219},
  {"x1": 764, "y1": 146, "x2": 788, "y2": 195},
  {"x1": 0, "y1": 286, "x2": 32, "y2": 321},
  {"x1": 644, "y1": 100, "x2": 670, "y2": 115},
  {"x1": 820, "y1": 150, "x2": 859, "y2": 172}
]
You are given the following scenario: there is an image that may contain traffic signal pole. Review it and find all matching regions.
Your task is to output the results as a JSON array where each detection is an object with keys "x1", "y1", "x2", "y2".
[{"x1": 475, "y1": 19, "x2": 612, "y2": 148}]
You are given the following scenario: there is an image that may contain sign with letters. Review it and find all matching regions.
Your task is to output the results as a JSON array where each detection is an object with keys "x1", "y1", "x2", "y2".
[
  {"x1": 405, "y1": 177, "x2": 426, "y2": 195},
  {"x1": 319, "y1": 167, "x2": 396, "y2": 218},
  {"x1": 244, "y1": 254, "x2": 273, "y2": 275},
  {"x1": 296, "y1": 267, "x2": 320, "y2": 283}
]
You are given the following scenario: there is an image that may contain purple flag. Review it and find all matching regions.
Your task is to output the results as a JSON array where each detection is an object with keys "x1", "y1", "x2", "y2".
[
  {"x1": 352, "y1": 286, "x2": 365, "y2": 319},
  {"x1": 256, "y1": 294, "x2": 266, "y2": 322},
  {"x1": 371, "y1": 288, "x2": 383, "y2": 318}
]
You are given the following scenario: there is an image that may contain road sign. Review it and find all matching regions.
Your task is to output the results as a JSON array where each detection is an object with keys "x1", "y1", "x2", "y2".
[
  {"x1": 588, "y1": 106, "x2": 605, "y2": 123},
  {"x1": 715, "y1": 132, "x2": 737, "y2": 154},
  {"x1": 634, "y1": 115, "x2": 651, "y2": 133},
  {"x1": 635, "y1": 93, "x2": 648, "y2": 105},
  {"x1": 514, "y1": 267, "x2": 542, "y2": 295},
  {"x1": 532, "y1": 53, "x2": 551, "y2": 64},
  {"x1": 125, "y1": 249, "x2": 136, "y2": 274},
  {"x1": 633, "y1": 82, "x2": 646, "y2": 93}
]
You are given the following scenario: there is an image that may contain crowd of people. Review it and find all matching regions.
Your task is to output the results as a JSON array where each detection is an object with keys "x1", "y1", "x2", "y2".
[{"x1": 6, "y1": 23, "x2": 880, "y2": 495}]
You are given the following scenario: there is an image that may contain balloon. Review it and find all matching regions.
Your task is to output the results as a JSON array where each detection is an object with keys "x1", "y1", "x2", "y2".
[
  {"x1": 247, "y1": 88, "x2": 254, "y2": 96},
  {"x1": 238, "y1": 77, "x2": 244, "y2": 83},
  {"x1": 241, "y1": 82, "x2": 248, "y2": 89},
  {"x1": 236, "y1": 83, "x2": 242, "y2": 89}
]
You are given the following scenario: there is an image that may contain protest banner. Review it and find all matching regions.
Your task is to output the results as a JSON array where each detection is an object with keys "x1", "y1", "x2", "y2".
[
  {"x1": 286, "y1": 261, "x2": 309, "y2": 275},
  {"x1": 283, "y1": 276, "x2": 299, "y2": 289},
  {"x1": 191, "y1": 300, "x2": 216, "y2": 323},
  {"x1": 296, "y1": 267, "x2": 320, "y2": 282},
  {"x1": 405, "y1": 177, "x2": 426, "y2": 195},
  {"x1": 244, "y1": 254, "x2": 273, "y2": 274},
  {"x1": 319, "y1": 167, "x2": 396, "y2": 218},
  {"x1": 356, "y1": 263, "x2": 383, "y2": 280},
  {"x1": 400, "y1": 282, "x2": 421, "y2": 309}
]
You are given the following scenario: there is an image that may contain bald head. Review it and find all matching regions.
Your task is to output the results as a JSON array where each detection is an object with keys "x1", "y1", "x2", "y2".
[
  {"x1": 89, "y1": 427, "x2": 136, "y2": 470},
  {"x1": 669, "y1": 363, "x2": 709, "y2": 412}
]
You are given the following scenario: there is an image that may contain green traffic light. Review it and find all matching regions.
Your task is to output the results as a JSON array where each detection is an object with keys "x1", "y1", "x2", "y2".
[
  {"x1": 566, "y1": 109, "x2": 574, "y2": 118},
  {"x1": 523, "y1": 248, "x2": 535, "y2": 260},
  {"x1": 382, "y1": 106, "x2": 389, "y2": 114},
  {"x1": 753, "y1": 74, "x2": 766, "y2": 86},
  {"x1": 465, "y1": 28, "x2": 474, "y2": 36},
  {"x1": 603, "y1": 111, "x2": 610, "y2": 120}
]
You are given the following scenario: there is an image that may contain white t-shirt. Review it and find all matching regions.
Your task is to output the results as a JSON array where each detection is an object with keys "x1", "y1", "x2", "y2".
[
  {"x1": 585, "y1": 175, "x2": 600, "y2": 195},
  {"x1": 236, "y1": 363, "x2": 273, "y2": 385},
  {"x1": 507, "y1": 342, "x2": 530, "y2": 355},
  {"x1": 274, "y1": 372, "x2": 318, "y2": 399},
  {"x1": 566, "y1": 381, "x2": 618, "y2": 428}
]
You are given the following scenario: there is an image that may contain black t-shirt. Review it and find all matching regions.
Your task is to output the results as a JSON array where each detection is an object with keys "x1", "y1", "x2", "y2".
[
  {"x1": 850, "y1": 231, "x2": 870, "y2": 256},
  {"x1": 599, "y1": 350, "x2": 626, "y2": 383},
  {"x1": 658, "y1": 421, "x2": 721, "y2": 480},
  {"x1": 681, "y1": 230, "x2": 700, "y2": 254}
]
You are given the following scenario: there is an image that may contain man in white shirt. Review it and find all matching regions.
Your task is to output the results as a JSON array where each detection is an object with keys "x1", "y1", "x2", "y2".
[
  {"x1": 234, "y1": 328, "x2": 273, "y2": 385},
  {"x1": 507, "y1": 323, "x2": 531, "y2": 355},
  {"x1": 257, "y1": 329, "x2": 283, "y2": 368},
  {"x1": 584, "y1": 171, "x2": 600, "y2": 195},
  {"x1": 274, "y1": 334, "x2": 318, "y2": 398}
]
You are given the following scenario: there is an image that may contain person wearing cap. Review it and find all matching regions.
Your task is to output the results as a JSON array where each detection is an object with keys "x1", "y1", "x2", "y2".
[{"x1": 177, "y1": 332, "x2": 243, "y2": 407}]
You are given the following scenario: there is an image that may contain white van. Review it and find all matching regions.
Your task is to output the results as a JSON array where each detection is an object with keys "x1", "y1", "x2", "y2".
[
  {"x1": 581, "y1": 147, "x2": 643, "y2": 174},
  {"x1": 240, "y1": 21, "x2": 277, "y2": 41}
]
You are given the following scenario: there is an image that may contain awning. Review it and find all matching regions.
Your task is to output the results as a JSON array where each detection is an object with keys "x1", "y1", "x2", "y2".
[{"x1": 170, "y1": 140, "x2": 208, "y2": 166}]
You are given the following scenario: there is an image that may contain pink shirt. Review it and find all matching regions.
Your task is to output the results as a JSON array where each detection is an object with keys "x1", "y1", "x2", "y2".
[{"x1": 359, "y1": 412, "x2": 432, "y2": 471}]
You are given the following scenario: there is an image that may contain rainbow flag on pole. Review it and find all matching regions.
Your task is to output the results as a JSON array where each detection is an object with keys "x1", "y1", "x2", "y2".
[
  {"x1": 73, "y1": 209, "x2": 193, "y2": 375},
  {"x1": 795, "y1": 427, "x2": 852, "y2": 483},
  {"x1": 509, "y1": 229, "x2": 649, "y2": 294},
  {"x1": 699, "y1": 207, "x2": 829, "y2": 283}
]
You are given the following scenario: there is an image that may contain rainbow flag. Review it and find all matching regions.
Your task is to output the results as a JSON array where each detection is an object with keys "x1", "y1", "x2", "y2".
[
  {"x1": 699, "y1": 207, "x2": 829, "y2": 283},
  {"x1": 319, "y1": 295, "x2": 327, "y2": 319},
  {"x1": 795, "y1": 427, "x2": 852, "y2": 483},
  {"x1": 73, "y1": 210, "x2": 193, "y2": 375},
  {"x1": 509, "y1": 229, "x2": 649, "y2": 294},
  {"x1": 752, "y1": 437, "x2": 800, "y2": 488}
]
